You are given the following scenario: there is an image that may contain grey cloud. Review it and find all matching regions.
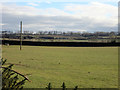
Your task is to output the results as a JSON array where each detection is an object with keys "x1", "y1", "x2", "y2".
[{"x1": 2, "y1": 12, "x2": 117, "y2": 32}]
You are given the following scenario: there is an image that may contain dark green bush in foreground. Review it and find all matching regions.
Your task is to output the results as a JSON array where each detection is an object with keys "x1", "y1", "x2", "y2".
[{"x1": 1, "y1": 58, "x2": 30, "y2": 89}]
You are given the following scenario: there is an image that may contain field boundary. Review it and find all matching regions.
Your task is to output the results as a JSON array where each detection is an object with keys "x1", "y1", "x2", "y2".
[{"x1": 1, "y1": 40, "x2": 120, "y2": 47}]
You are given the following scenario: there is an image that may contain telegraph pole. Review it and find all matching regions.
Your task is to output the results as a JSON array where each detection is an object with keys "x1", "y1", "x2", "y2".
[{"x1": 20, "y1": 21, "x2": 22, "y2": 50}]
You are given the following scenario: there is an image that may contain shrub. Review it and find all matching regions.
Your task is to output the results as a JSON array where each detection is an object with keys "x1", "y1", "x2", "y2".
[{"x1": 1, "y1": 58, "x2": 30, "y2": 89}]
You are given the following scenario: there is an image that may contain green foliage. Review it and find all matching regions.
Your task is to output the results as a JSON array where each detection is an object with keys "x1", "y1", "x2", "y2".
[
  {"x1": 46, "y1": 83, "x2": 52, "y2": 90},
  {"x1": 1, "y1": 58, "x2": 29, "y2": 89},
  {"x1": 61, "y1": 82, "x2": 66, "y2": 90},
  {"x1": 46, "y1": 82, "x2": 79, "y2": 90},
  {"x1": 74, "y1": 86, "x2": 78, "y2": 90}
]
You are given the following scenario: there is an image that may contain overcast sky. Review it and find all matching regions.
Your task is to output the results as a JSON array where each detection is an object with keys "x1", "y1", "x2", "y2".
[{"x1": 1, "y1": 0, "x2": 118, "y2": 33}]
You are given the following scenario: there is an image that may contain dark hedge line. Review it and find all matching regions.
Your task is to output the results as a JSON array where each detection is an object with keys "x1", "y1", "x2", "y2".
[{"x1": 2, "y1": 40, "x2": 120, "y2": 47}]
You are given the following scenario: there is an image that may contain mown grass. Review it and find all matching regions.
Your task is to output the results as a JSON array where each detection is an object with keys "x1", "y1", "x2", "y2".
[{"x1": 2, "y1": 45, "x2": 118, "y2": 88}]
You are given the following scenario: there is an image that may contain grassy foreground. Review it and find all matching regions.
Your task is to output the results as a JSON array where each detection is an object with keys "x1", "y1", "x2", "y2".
[{"x1": 2, "y1": 45, "x2": 118, "y2": 88}]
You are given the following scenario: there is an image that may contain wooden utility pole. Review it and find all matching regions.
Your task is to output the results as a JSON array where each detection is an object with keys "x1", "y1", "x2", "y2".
[{"x1": 20, "y1": 21, "x2": 22, "y2": 50}]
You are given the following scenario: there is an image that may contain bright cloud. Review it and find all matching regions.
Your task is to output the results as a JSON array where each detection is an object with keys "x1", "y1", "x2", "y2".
[
  {"x1": 1, "y1": 2, "x2": 118, "y2": 32},
  {"x1": 65, "y1": 2, "x2": 118, "y2": 27},
  {"x1": 28, "y1": 3, "x2": 39, "y2": 6},
  {"x1": 65, "y1": 2, "x2": 117, "y2": 19},
  {"x1": 2, "y1": 4, "x2": 70, "y2": 16}
]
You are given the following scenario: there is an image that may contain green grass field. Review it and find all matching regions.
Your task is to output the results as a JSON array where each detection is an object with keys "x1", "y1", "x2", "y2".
[{"x1": 2, "y1": 45, "x2": 118, "y2": 88}]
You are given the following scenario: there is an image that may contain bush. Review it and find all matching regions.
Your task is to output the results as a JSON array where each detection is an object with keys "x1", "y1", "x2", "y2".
[{"x1": 1, "y1": 58, "x2": 30, "y2": 89}]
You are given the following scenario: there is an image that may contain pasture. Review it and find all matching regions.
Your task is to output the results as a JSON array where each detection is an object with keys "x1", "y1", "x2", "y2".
[{"x1": 2, "y1": 45, "x2": 118, "y2": 88}]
